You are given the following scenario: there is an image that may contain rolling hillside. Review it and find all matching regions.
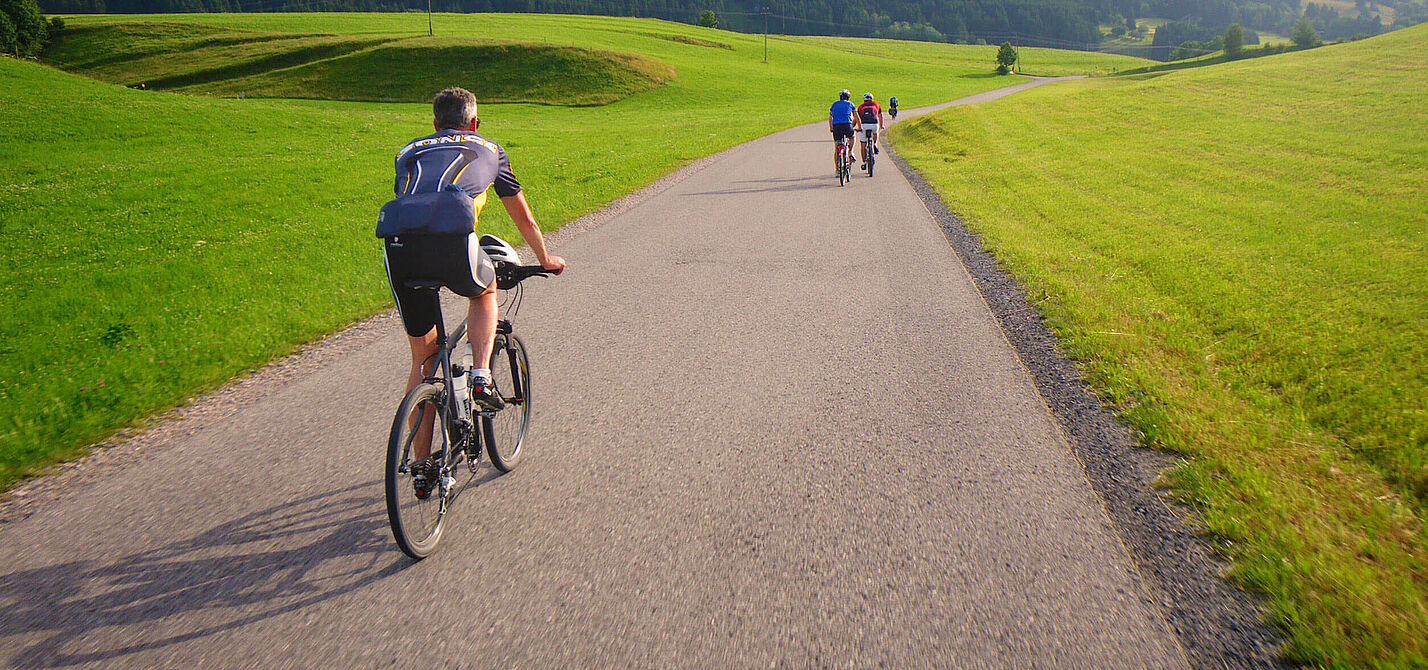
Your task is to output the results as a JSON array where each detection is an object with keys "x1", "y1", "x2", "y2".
[
  {"x1": 892, "y1": 24, "x2": 1428, "y2": 667},
  {"x1": 3, "y1": 13, "x2": 1145, "y2": 491}
]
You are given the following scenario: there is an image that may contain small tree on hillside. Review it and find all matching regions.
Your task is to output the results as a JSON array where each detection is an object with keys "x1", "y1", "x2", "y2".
[
  {"x1": 1224, "y1": 23, "x2": 1245, "y2": 57},
  {"x1": 0, "y1": 12, "x2": 17, "y2": 57},
  {"x1": 995, "y1": 41, "x2": 1017, "y2": 74},
  {"x1": 698, "y1": 10, "x2": 718, "y2": 29},
  {"x1": 0, "y1": 0, "x2": 48, "y2": 57},
  {"x1": 1292, "y1": 15, "x2": 1321, "y2": 48}
]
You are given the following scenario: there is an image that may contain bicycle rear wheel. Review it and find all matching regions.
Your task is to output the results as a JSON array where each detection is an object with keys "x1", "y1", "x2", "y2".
[
  {"x1": 484, "y1": 333, "x2": 531, "y2": 472},
  {"x1": 385, "y1": 382, "x2": 450, "y2": 559},
  {"x1": 867, "y1": 149, "x2": 875, "y2": 177}
]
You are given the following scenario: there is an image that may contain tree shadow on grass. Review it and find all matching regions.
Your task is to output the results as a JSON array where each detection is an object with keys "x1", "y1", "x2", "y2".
[{"x1": 0, "y1": 469, "x2": 499, "y2": 668}]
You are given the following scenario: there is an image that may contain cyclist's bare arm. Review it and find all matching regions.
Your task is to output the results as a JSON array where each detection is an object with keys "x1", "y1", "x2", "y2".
[{"x1": 499, "y1": 192, "x2": 566, "y2": 273}]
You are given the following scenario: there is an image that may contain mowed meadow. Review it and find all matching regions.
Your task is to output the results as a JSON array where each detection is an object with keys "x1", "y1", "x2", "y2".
[
  {"x1": 0, "y1": 13, "x2": 1149, "y2": 489},
  {"x1": 892, "y1": 25, "x2": 1427, "y2": 667}
]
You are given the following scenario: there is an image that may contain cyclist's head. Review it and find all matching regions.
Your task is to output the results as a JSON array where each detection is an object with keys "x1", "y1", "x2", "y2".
[
  {"x1": 839, "y1": 89, "x2": 851, "y2": 101},
  {"x1": 890, "y1": 96, "x2": 897, "y2": 104},
  {"x1": 863, "y1": 92, "x2": 874, "y2": 102},
  {"x1": 433, "y1": 87, "x2": 478, "y2": 131}
]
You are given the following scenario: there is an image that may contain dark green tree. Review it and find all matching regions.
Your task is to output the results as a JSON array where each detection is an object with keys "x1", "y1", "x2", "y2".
[
  {"x1": 698, "y1": 9, "x2": 717, "y2": 28},
  {"x1": 0, "y1": 11, "x2": 16, "y2": 56},
  {"x1": 1292, "y1": 15, "x2": 1321, "y2": 47},
  {"x1": 0, "y1": 0, "x2": 48, "y2": 57},
  {"x1": 1223, "y1": 22, "x2": 1244, "y2": 56},
  {"x1": 995, "y1": 41, "x2": 1017, "y2": 74}
]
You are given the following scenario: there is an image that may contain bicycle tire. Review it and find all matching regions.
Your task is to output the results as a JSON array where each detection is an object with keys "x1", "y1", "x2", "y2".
[
  {"x1": 484, "y1": 333, "x2": 531, "y2": 472},
  {"x1": 385, "y1": 382, "x2": 450, "y2": 559},
  {"x1": 868, "y1": 150, "x2": 874, "y2": 177}
]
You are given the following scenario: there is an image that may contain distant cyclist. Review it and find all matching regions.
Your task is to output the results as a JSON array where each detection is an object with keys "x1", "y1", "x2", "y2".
[
  {"x1": 888, "y1": 96, "x2": 899, "y2": 119},
  {"x1": 856, "y1": 93, "x2": 884, "y2": 169},
  {"x1": 378, "y1": 87, "x2": 566, "y2": 468},
  {"x1": 829, "y1": 89, "x2": 857, "y2": 169}
]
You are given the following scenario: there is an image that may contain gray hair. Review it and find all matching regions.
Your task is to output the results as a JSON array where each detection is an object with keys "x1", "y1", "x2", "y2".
[{"x1": 433, "y1": 87, "x2": 477, "y2": 130}]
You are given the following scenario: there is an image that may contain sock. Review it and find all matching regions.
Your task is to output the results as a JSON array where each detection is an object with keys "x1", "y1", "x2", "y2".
[{"x1": 470, "y1": 368, "x2": 491, "y2": 387}]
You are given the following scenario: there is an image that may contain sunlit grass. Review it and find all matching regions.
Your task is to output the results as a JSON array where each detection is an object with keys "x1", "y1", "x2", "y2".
[{"x1": 892, "y1": 25, "x2": 1428, "y2": 667}]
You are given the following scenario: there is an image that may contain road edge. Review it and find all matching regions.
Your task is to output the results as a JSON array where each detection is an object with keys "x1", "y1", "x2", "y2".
[{"x1": 882, "y1": 133, "x2": 1287, "y2": 669}]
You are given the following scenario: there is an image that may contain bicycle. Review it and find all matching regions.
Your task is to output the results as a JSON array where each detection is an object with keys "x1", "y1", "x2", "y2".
[
  {"x1": 860, "y1": 126, "x2": 878, "y2": 177},
  {"x1": 835, "y1": 135, "x2": 853, "y2": 186},
  {"x1": 384, "y1": 248, "x2": 552, "y2": 559}
]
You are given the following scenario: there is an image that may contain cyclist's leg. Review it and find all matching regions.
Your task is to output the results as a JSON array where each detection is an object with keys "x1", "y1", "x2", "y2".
[
  {"x1": 466, "y1": 286, "x2": 498, "y2": 379},
  {"x1": 386, "y1": 239, "x2": 443, "y2": 461},
  {"x1": 451, "y1": 233, "x2": 499, "y2": 384},
  {"x1": 405, "y1": 330, "x2": 439, "y2": 461}
]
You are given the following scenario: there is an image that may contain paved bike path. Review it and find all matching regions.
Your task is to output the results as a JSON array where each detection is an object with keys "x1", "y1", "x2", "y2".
[{"x1": 0, "y1": 79, "x2": 1188, "y2": 668}]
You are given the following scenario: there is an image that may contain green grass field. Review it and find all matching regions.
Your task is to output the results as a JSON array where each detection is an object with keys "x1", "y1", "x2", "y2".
[
  {"x1": 0, "y1": 13, "x2": 1139, "y2": 491},
  {"x1": 892, "y1": 24, "x2": 1428, "y2": 668},
  {"x1": 784, "y1": 34, "x2": 1154, "y2": 76}
]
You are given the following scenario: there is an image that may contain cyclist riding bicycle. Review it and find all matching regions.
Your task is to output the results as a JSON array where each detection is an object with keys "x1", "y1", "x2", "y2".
[
  {"x1": 377, "y1": 87, "x2": 565, "y2": 469},
  {"x1": 888, "y1": 96, "x2": 899, "y2": 118},
  {"x1": 856, "y1": 92, "x2": 884, "y2": 169},
  {"x1": 829, "y1": 89, "x2": 858, "y2": 168}
]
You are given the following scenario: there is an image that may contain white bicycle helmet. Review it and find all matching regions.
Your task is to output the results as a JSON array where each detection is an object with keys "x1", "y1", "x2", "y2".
[
  {"x1": 478, "y1": 234, "x2": 521, "y2": 265},
  {"x1": 863, "y1": 92, "x2": 874, "y2": 101},
  {"x1": 839, "y1": 89, "x2": 851, "y2": 100}
]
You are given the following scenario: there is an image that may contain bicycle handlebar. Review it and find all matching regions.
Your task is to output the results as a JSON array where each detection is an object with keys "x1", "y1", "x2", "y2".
[{"x1": 495, "y1": 264, "x2": 560, "y2": 290}]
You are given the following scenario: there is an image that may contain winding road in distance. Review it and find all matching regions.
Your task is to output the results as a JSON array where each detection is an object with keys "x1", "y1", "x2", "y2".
[{"x1": 0, "y1": 77, "x2": 1191, "y2": 668}]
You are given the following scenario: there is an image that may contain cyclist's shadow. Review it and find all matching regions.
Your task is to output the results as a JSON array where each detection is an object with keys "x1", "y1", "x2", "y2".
[{"x1": 0, "y1": 471, "x2": 494, "y2": 668}]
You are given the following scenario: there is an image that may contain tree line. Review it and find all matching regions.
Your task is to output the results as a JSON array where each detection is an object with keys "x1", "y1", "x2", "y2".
[
  {"x1": 34, "y1": 0, "x2": 1427, "y2": 58},
  {"x1": 35, "y1": 0, "x2": 1121, "y2": 47}
]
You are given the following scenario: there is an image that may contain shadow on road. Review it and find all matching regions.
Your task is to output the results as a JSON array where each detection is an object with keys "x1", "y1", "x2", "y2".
[
  {"x1": 683, "y1": 176, "x2": 830, "y2": 196},
  {"x1": 0, "y1": 474, "x2": 495, "y2": 667}
]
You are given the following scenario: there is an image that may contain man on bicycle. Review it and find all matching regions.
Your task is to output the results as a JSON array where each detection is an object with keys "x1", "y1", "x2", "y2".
[
  {"x1": 856, "y1": 92, "x2": 884, "y2": 169},
  {"x1": 829, "y1": 89, "x2": 857, "y2": 169},
  {"x1": 380, "y1": 87, "x2": 565, "y2": 439}
]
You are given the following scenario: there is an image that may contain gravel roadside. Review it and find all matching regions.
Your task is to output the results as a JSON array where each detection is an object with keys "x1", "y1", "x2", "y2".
[{"x1": 884, "y1": 137, "x2": 1287, "y2": 669}]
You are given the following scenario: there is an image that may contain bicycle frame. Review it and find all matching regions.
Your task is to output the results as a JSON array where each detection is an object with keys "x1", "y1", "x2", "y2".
[
  {"x1": 413, "y1": 311, "x2": 477, "y2": 505},
  {"x1": 860, "y1": 128, "x2": 877, "y2": 160}
]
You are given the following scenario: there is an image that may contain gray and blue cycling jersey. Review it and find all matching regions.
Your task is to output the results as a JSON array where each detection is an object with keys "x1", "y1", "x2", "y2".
[{"x1": 393, "y1": 128, "x2": 522, "y2": 229}]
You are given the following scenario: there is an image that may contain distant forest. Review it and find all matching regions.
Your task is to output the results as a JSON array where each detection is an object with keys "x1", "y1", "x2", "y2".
[{"x1": 39, "y1": 0, "x2": 1428, "y2": 58}]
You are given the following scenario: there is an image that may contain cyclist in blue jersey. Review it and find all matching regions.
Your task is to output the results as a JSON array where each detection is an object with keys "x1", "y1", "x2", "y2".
[{"x1": 829, "y1": 89, "x2": 858, "y2": 168}]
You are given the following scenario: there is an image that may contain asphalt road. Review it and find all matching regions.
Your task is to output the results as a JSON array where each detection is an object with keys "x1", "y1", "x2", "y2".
[{"x1": 0, "y1": 79, "x2": 1190, "y2": 668}]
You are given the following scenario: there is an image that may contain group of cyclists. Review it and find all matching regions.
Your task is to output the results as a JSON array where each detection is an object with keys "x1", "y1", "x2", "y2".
[{"x1": 828, "y1": 89, "x2": 897, "y2": 173}]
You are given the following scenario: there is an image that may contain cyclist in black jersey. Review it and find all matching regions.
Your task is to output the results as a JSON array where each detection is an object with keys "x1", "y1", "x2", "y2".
[{"x1": 377, "y1": 88, "x2": 565, "y2": 462}]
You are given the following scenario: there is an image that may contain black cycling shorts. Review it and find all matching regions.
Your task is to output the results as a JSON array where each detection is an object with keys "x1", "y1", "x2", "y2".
[
  {"x1": 831, "y1": 123, "x2": 854, "y2": 142},
  {"x1": 382, "y1": 233, "x2": 496, "y2": 337}
]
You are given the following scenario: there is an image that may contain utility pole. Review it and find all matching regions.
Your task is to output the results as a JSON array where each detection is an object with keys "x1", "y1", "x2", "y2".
[
  {"x1": 763, "y1": 7, "x2": 769, "y2": 63},
  {"x1": 428, "y1": 0, "x2": 433, "y2": 36}
]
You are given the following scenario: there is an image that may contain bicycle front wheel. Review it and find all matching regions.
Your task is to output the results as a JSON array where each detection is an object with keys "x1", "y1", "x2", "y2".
[
  {"x1": 484, "y1": 333, "x2": 532, "y2": 472},
  {"x1": 385, "y1": 382, "x2": 450, "y2": 559}
]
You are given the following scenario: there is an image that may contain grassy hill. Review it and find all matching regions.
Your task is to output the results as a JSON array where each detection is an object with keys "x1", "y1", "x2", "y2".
[
  {"x1": 1, "y1": 13, "x2": 1141, "y2": 492},
  {"x1": 44, "y1": 23, "x2": 676, "y2": 105},
  {"x1": 892, "y1": 24, "x2": 1428, "y2": 667}
]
